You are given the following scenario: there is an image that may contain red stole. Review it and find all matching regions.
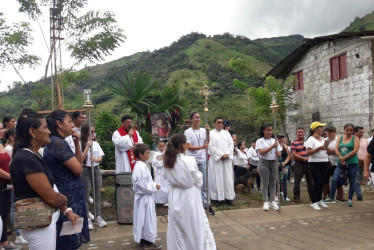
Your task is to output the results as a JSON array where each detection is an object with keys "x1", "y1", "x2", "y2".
[{"x1": 117, "y1": 126, "x2": 139, "y2": 171}]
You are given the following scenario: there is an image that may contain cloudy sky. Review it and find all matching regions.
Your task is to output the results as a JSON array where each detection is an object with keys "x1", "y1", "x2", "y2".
[{"x1": 1, "y1": 0, "x2": 373, "y2": 91}]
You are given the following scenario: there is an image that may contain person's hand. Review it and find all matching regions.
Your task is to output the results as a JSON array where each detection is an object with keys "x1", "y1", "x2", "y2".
[
  {"x1": 66, "y1": 211, "x2": 80, "y2": 227},
  {"x1": 72, "y1": 131, "x2": 80, "y2": 145},
  {"x1": 340, "y1": 160, "x2": 346, "y2": 166},
  {"x1": 90, "y1": 156, "x2": 97, "y2": 162},
  {"x1": 156, "y1": 184, "x2": 161, "y2": 190},
  {"x1": 87, "y1": 140, "x2": 93, "y2": 147},
  {"x1": 128, "y1": 129, "x2": 134, "y2": 137},
  {"x1": 273, "y1": 141, "x2": 278, "y2": 149},
  {"x1": 205, "y1": 123, "x2": 210, "y2": 131},
  {"x1": 282, "y1": 162, "x2": 286, "y2": 167},
  {"x1": 318, "y1": 145, "x2": 326, "y2": 151},
  {"x1": 221, "y1": 154, "x2": 228, "y2": 160},
  {"x1": 202, "y1": 141, "x2": 209, "y2": 149},
  {"x1": 364, "y1": 170, "x2": 371, "y2": 180},
  {"x1": 246, "y1": 164, "x2": 249, "y2": 171},
  {"x1": 303, "y1": 156, "x2": 309, "y2": 162}
]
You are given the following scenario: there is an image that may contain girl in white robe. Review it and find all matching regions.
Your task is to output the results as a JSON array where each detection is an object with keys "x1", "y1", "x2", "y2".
[
  {"x1": 152, "y1": 141, "x2": 169, "y2": 204},
  {"x1": 163, "y1": 134, "x2": 216, "y2": 250},
  {"x1": 132, "y1": 144, "x2": 162, "y2": 249}
]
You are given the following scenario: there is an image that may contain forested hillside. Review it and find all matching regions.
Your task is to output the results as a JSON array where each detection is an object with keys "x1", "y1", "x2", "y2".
[{"x1": 344, "y1": 11, "x2": 374, "y2": 32}]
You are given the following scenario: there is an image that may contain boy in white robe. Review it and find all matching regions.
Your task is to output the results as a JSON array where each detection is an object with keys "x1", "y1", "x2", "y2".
[
  {"x1": 132, "y1": 144, "x2": 162, "y2": 249},
  {"x1": 152, "y1": 141, "x2": 169, "y2": 205}
]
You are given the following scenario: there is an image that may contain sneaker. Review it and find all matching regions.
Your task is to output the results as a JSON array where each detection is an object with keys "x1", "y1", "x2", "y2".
[
  {"x1": 263, "y1": 201, "x2": 269, "y2": 211},
  {"x1": 322, "y1": 198, "x2": 336, "y2": 203},
  {"x1": 310, "y1": 203, "x2": 321, "y2": 211},
  {"x1": 96, "y1": 215, "x2": 107, "y2": 227},
  {"x1": 88, "y1": 196, "x2": 94, "y2": 204},
  {"x1": 274, "y1": 196, "x2": 278, "y2": 202},
  {"x1": 270, "y1": 201, "x2": 279, "y2": 211},
  {"x1": 2, "y1": 241, "x2": 22, "y2": 249},
  {"x1": 301, "y1": 178, "x2": 306, "y2": 182},
  {"x1": 357, "y1": 197, "x2": 363, "y2": 201},
  {"x1": 89, "y1": 211, "x2": 94, "y2": 220},
  {"x1": 88, "y1": 219, "x2": 94, "y2": 230},
  {"x1": 15, "y1": 235, "x2": 27, "y2": 244},
  {"x1": 285, "y1": 197, "x2": 291, "y2": 202},
  {"x1": 144, "y1": 242, "x2": 163, "y2": 249},
  {"x1": 290, "y1": 178, "x2": 294, "y2": 183},
  {"x1": 347, "y1": 200, "x2": 354, "y2": 207},
  {"x1": 317, "y1": 200, "x2": 328, "y2": 208}
]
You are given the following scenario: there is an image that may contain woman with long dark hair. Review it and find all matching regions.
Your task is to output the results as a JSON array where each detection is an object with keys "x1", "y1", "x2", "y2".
[
  {"x1": 163, "y1": 134, "x2": 216, "y2": 250},
  {"x1": 255, "y1": 123, "x2": 282, "y2": 211},
  {"x1": 305, "y1": 122, "x2": 330, "y2": 210},
  {"x1": 43, "y1": 110, "x2": 91, "y2": 249},
  {"x1": 80, "y1": 124, "x2": 106, "y2": 229},
  {"x1": 10, "y1": 110, "x2": 79, "y2": 249},
  {"x1": 329, "y1": 123, "x2": 359, "y2": 207}
]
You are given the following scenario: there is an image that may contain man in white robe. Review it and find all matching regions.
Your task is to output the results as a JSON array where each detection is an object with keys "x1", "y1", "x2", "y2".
[
  {"x1": 208, "y1": 117, "x2": 235, "y2": 205},
  {"x1": 112, "y1": 115, "x2": 143, "y2": 173}
]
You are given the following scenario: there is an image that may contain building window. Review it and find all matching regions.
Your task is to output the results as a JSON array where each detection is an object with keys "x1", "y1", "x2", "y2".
[
  {"x1": 330, "y1": 53, "x2": 347, "y2": 81},
  {"x1": 293, "y1": 70, "x2": 303, "y2": 91}
]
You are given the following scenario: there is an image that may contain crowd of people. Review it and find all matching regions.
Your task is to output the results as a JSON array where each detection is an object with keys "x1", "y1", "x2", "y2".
[{"x1": 1, "y1": 108, "x2": 374, "y2": 250}]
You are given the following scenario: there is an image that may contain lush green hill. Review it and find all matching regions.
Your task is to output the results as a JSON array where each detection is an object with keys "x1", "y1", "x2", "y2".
[
  {"x1": 344, "y1": 11, "x2": 374, "y2": 32},
  {"x1": 0, "y1": 32, "x2": 303, "y2": 142}
]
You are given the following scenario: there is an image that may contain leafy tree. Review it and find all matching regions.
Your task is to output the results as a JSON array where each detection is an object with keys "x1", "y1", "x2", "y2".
[
  {"x1": 110, "y1": 71, "x2": 189, "y2": 144},
  {"x1": 94, "y1": 111, "x2": 121, "y2": 170},
  {"x1": 247, "y1": 76, "x2": 303, "y2": 138},
  {"x1": 0, "y1": 13, "x2": 40, "y2": 73},
  {"x1": 31, "y1": 82, "x2": 51, "y2": 110}
]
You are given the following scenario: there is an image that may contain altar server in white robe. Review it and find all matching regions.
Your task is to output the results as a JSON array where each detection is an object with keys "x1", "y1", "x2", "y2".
[
  {"x1": 163, "y1": 134, "x2": 216, "y2": 250},
  {"x1": 112, "y1": 115, "x2": 143, "y2": 173},
  {"x1": 132, "y1": 144, "x2": 162, "y2": 249},
  {"x1": 208, "y1": 117, "x2": 235, "y2": 205},
  {"x1": 152, "y1": 141, "x2": 169, "y2": 204}
]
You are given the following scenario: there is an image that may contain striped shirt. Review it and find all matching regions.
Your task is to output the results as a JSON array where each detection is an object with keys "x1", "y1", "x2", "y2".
[{"x1": 291, "y1": 139, "x2": 307, "y2": 161}]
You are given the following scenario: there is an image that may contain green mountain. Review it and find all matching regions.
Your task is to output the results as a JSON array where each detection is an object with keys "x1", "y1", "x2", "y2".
[
  {"x1": 344, "y1": 11, "x2": 374, "y2": 32},
  {"x1": 0, "y1": 32, "x2": 304, "y2": 120}
]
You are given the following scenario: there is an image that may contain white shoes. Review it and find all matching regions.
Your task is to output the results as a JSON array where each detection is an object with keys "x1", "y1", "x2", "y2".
[
  {"x1": 96, "y1": 215, "x2": 107, "y2": 227},
  {"x1": 270, "y1": 201, "x2": 279, "y2": 211},
  {"x1": 274, "y1": 196, "x2": 279, "y2": 202},
  {"x1": 88, "y1": 219, "x2": 94, "y2": 230},
  {"x1": 88, "y1": 196, "x2": 94, "y2": 204},
  {"x1": 285, "y1": 197, "x2": 291, "y2": 202},
  {"x1": 15, "y1": 235, "x2": 28, "y2": 244},
  {"x1": 89, "y1": 211, "x2": 94, "y2": 220},
  {"x1": 311, "y1": 202, "x2": 321, "y2": 211},
  {"x1": 263, "y1": 201, "x2": 269, "y2": 211},
  {"x1": 317, "y1": 200, "x2": 328, "y2": 208}
]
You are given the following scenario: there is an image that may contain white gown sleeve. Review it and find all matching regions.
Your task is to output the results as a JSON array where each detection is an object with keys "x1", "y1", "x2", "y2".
[{"x1": 132, "y1": 165, "x2": 157, "y2": 194}]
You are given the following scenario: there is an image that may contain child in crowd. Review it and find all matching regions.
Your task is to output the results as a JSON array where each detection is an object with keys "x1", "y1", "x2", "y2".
[
  {"x1": 132, "y1": 143, "x2": 162, "y2": 249},
  {"x1": 152, "y1": 141, "x2": 169, "y2": 205}
]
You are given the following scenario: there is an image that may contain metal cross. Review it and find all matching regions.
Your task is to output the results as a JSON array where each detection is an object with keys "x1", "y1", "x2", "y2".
[{"x1": 199, "y1": 84, "x2": 213, "y2": 113}]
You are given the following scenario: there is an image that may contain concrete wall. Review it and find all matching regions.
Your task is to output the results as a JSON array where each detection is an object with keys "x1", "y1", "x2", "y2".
[{"x1": 286, "y1": 37, "x2": 373, "y2": 140}]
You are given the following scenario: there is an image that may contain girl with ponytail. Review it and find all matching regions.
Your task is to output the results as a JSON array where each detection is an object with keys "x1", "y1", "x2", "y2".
[{"x1": 163, "y1": 134, "x2": 216, "y2": 249}]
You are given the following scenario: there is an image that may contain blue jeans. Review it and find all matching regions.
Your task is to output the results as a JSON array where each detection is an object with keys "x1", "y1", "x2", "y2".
[
  {"x1": 355, "y1": 166, "x2": 363, "y2": 199},
  {"x1": 330, "y1": 163, "x2": 358, "y2": 200},
  {"x1": 10, "y1": 190, "x2": 22, "y2": 236},
  {"x1": 197, "y1": 162, "x2": 209, "y2": 205}
]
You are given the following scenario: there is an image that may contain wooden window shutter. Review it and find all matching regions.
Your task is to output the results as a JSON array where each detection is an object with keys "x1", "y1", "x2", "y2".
[
  {"x1": 299, "y1": 71, "x2": 304, "y2": 90},
  {"x1": 339, "y1": 53, "x2": 347, "y2": 79},
  {"x1": 330, "y1": 57, "x2": 339, "y2": 81},
  {"x1": 293, "y1": 72, "x2": 299, "y2": 91}
]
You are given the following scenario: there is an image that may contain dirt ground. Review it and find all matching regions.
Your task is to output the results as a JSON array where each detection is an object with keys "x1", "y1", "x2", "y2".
[{"x1": 98, "y1": 174, "x2": 374, "y2": 222}]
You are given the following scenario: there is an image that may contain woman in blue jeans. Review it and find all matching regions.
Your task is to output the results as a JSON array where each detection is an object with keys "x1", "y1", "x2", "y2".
[{"x1": 330, "y1": 124, "x2": 359, "y2": 207}]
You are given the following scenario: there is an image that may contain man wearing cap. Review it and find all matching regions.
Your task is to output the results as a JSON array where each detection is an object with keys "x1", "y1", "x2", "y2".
[
  {"x1": 323, "y1": 125, "x2": 345, "y2": 202},
  {"x1": 290, "y1": 127, "x2": 313, "y2": 203},
  {"x1": 112, "y1": 115, "x2": 143, "y2": 173},
  {"x1": 353, "y1": 126, "x2": 369, "y2": 201}
]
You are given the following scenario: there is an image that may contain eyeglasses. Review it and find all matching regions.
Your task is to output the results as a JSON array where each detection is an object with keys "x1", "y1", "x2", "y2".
[
  {"x1": 216, "y1": 121, "x2": 223, "y2": 124},
  {"x1": 193, "y1": 117, "x2": 201, "y2": 120}
]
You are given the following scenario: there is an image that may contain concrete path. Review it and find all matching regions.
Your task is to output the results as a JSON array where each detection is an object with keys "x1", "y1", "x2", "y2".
[{"x1": 80, "y1": 200, "x2": 374, "y2": 250}]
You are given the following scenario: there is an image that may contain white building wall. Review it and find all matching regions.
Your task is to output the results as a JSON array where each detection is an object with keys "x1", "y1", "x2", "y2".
[{"x1": 286, "y1": 38, "x2": 373, "y2": 140}]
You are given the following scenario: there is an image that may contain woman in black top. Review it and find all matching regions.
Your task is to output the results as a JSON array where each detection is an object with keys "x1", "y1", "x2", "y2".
[{"x1": 10, "y1": 110, "x2": 79, "y2": 250}]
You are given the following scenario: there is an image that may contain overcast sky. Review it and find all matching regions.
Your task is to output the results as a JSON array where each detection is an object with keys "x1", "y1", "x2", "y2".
[{"x1": 1, "y1": 0, "x2": 373, "y2": 91}]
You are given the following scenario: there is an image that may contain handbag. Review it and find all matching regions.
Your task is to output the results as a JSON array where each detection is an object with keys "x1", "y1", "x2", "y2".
[{"x1": 14, "y1": 197, "x2": 55, "y2": 229}]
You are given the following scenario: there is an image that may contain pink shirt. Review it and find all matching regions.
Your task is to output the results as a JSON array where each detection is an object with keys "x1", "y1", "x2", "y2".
[{"x1": 358, "y1": 138, "x2": 369, "y2": 165}]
